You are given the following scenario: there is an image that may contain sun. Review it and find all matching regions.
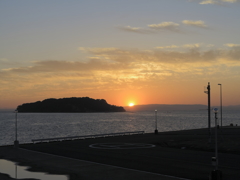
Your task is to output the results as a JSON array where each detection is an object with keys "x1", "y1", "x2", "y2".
[{"x1": 129, "y1": 103, "x2": 135, "y2": 107}]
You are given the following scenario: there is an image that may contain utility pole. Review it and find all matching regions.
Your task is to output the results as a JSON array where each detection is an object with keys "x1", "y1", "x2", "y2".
[
  {"x1": 207, "y1": 82, "x2": 211, "y2": 137},
  {"x1": 218, "y1": 84, "x2": 222, "y2": 127},
  {"x1": 204, "y1": 82, "x2": 211, "y2": 141}
]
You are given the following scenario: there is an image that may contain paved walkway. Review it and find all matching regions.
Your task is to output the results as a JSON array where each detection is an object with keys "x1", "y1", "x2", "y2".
[
  {"x1": 1, "y1": 127, "x2": 240, "y2": 180},
  {"x1": 0, "y1": 146, "x2": 189, "y2": 180}
]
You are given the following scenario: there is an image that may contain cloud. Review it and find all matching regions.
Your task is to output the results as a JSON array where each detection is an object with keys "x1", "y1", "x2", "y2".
[
  {"x1": 2, "y1": 46, "x2": 239, "y2": 77},
  {"x1": 117, "y1": 26, "x2": 151, "y2": 34},
  {"x1": 148, "y1": 22, "x2": 180, "y2": 32},
  {"x1": 1, "y1": 59, "x2": 127, "y2": 75},
  {"x1": 1, "y1": 46, "x2": 240, "y2": 103},
  {"x1": 156, "y1": 43, "x2": 205, "y2": 49},
  {"x1": 183, "y1": 43, "x2": 202, "y2": 48},
  {"x1": 225, "y1": 43, "x2": 240, "y2": 47},
  {"x1": 182, "y1": 20, "x2": 208, "y2": 28},
  {"x1": 118, "y1": 22, "x2": 181, "y2": 34},
  {"x1": 223, "y1": 0, "x2": 240, "y2": 2},
  {"x1": 79, "y1": 47, "x2": 120, "y2": 54},
  {"x1": 118, "y1": 20, "x2": 209, "y2": 34},
  {"x1": 156, "y1": 45, "x2": 179, "y2": 49},
  {"x1": 200, "y1": 0, "x2": 221, "y2": 4},
  {"x1": 198, "y1": 0, "x2": 240, "y2": 4},
  {"x1": 207, "y1": 44, "x2": 215, "y2": 47},
  {"x1": 0, "y1": 59, "x2": 27, "y2": 70}
]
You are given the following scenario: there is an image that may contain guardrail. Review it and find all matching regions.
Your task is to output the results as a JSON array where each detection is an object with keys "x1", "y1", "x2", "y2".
[{"x1": 32, "y1": 131, "x2": 144, "y2": 143}]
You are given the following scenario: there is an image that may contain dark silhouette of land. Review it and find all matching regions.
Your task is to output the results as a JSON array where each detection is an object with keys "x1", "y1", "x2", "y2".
[
  {"x1": 16, "y1": 97, "x2": 125, "y2": 113},
  {"x1": 2, "y1": 103, "x2": 239, "y2": 112}
]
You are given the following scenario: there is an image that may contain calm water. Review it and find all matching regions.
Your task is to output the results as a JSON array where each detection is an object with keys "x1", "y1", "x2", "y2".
[{"x1": 0, "y1": 110, "x2": 239, "y2": 146}]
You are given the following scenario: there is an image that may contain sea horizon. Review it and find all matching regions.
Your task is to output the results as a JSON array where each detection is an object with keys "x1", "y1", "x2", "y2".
[
  {"x1": 1, "y1": 103, "x2": 240, "y2": 112},
  {"x1": 1, "y1": 110, "x2": 239, "y2": 146}
]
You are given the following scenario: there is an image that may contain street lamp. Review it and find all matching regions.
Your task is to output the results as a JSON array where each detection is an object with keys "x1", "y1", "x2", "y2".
[
  {"x1": 14, "y1": 110, "x2": 19, "y2": 148},
  {"x1": 213, "y1": 108, "x2": 219, "y2": 170},
  {"x1": 154, "y1": 110, "x2": 158, "y2": 134},
  {"x1": 218, "y1": 84, "x2": 222, "y2": 127},
  {"x1": 210, "y1": 108, "x2": 222, "y2": 180}
]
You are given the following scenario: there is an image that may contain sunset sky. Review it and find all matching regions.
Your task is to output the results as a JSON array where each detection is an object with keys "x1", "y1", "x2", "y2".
[{"x1": 1, "y1": 0, "x2": 240, "y2": 109}]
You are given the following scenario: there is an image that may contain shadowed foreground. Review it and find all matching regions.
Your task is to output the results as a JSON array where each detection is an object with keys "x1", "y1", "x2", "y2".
[{"x1": 0, "y1": 127, "x2": 240, "y2": 180}]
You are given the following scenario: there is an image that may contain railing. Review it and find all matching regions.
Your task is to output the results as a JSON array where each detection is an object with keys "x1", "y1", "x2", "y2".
[{"x1": 32, "y1": 131, "x2": 144, "y2": 143}]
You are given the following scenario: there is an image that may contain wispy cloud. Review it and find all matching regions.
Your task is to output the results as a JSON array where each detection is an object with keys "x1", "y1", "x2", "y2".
[
  {"x1": 1, "y1": 45, "x2": 239, "y2": 104},
  {"x1": 118, "y1": 26, "x2": 151, "y2": 34},
  {"x1": 200, "y1": 0, "x2": 221, "y2": 4},
  {"x1": 182, "y1": 20, "x2": 208, "y2": 28},
  {"x1": 197, "y1": 0, "x2": 240, "y2": 5},
  {"x1": 148, "y1": 22, "x2": 180, "y2": 32},
  {"x1": 2, "y1": 46, "x2": 239, "y2": 76},
  {"x1": 225, "y1": 43, "x2": 240, "y2": 47},
  {"x1": 79, "y1": 47, "x2": 120, "y2": 54},
  {"x1": 118, "y1": 22, "x2": 181, "y2": 34},
  {"x1": 119, "y1": 20, "x2": 209, "y2": 34},
  {"x1": 156, "y1": 43, "x2": 208, "y2": 49},
  {"x1": 156, "y1": 45, "x2": 179, "y2": 49},
  {"x1": 183, "y1": 43, "x2": 202, "y2": 48},
  {"x1": 223, "y1": 0, "x2": 240, "y2": 2}
]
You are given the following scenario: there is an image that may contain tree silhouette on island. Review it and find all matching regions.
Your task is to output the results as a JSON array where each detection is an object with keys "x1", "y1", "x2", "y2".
[{"x1": 17, "y1": 97, "x2": 126, "y2": 113}]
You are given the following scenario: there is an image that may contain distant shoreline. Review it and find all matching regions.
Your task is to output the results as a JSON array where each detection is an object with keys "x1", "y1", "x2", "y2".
[
  {"x1": 1, "y1": 104, "x2": 240, "y2": 112},
  {"x1": 124, "y1": 104, "x2": 240, "y2": 111}
]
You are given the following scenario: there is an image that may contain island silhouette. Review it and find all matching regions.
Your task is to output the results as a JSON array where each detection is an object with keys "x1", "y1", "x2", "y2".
[{"x1": 16, "y1": 97, "x2": 125, "y2": 113}]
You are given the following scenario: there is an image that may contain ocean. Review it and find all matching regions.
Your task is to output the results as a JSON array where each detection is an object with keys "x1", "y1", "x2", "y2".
[{"x1": 0, "y1": 110, "x2": 239, "y2": 146}]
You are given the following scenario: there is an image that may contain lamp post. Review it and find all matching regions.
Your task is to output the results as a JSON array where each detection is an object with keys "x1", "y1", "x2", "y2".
[
  {"x1": 213, "y1": 108, "x2": 219, "y2": 170},
  {"x1": 218, "y1": 84, "x2": 222, "y2": 127},
  {"x1": 14, "y1": 110, "x2": 19, "y2": 148},
  {"x1": 210, "y1": 108, "x2": 222, "y2": 180},
  {"x1": 154, "y1": 110, "x2": 158, "y2": 134}
]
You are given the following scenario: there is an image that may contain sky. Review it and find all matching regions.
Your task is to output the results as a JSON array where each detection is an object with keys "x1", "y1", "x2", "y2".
[{"x1": 1, "y1": 0, "x2": 240, "y2": 109}]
